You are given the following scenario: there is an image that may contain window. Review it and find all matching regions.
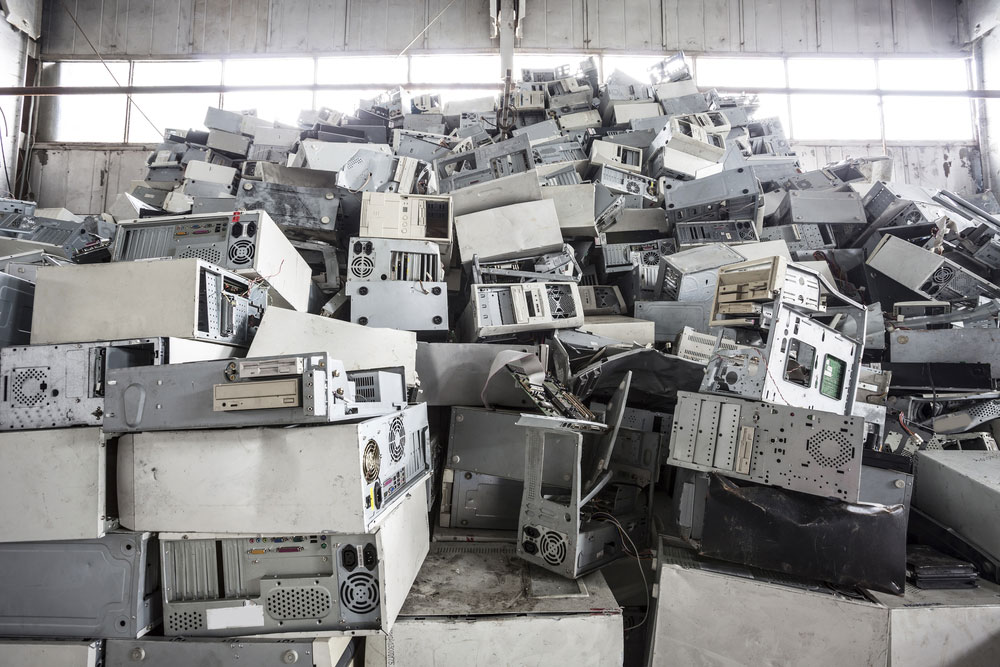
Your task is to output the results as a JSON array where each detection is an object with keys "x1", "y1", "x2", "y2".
[
  {"x1": 695, "y1": 57, "x2": 785, "y2": 89},
  {"x1": 128, "y1": 61, "x2": 222, "y2": 143},
  {"x1": 42, "y1": 62, "x2": 129, "y2": 142},
  {"x1": 789, "y1": 94, "x2": 882, "y2": 141},
  {"x1": 36, "y1": 54, "x2": 976, "y2": 145},
  {"x1": 698, "y1": 55, "x2": 975, "y2": 143},
  {"x1": 410, "y1": 55, "x2": 501, "y2": 84},
  {"x1": 787, "y1": 58, "x2": 877, "y2": 90}
]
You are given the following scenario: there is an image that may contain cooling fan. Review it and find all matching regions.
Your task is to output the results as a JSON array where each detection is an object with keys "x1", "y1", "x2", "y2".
[
  {"x1": 362, "y1": 440, "x2": 381, "y2": 482},
  {"x1": 388, "y1": 416, "x2": 406, "y2": 462},
  {"x1": 228, "y1": 239, "x2": 255, "y2": 265},
  {"x1": 340, "y1": 572, "x2": 379, "y2": 614},
  {"x1": 539, "y1": 530, "x2": 568, "y2": 566},
  {"x1": 351, "y1": 256, "x2": 375, "y2": 279}
]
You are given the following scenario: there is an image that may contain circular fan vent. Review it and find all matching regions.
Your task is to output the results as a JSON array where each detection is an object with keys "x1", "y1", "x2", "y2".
[
  {"x1": 626, "y1": 181, "x2": 641, "y2": 194},
  {"x1": 351, "y1": 256, "x2": 375, "y2": 279},
  {"x1": 806, "y1": 430, "x2": 854, "y2": 469},
  {"x1": 340, "y1": 572, "x2": 379, "y2": 614},
  {"x1": 362, "y1": 440, "x2": 381, "y2": 482},
  {"x1": 388, "y1": 417, "x2": 405, "y2": 462},
  {"x1": 12, "y1": 369, "x2": 48, "y2": 407},
  {"x1": 539, "y1": 531, "x2": 567, "y2": 566},
  {"x1": 265, "y1": 586, "x2": 332, "y2": 620},
  {"x1": 179, "y1": 247, "x2": 222, "y2": 264},
  {"x1": 228, "y1": 239, "x2": 255, "y2": 265},
  {"x1": 641, "y1": 250, "x2": 660, "y2": 266},
  {"x1": 739, "y1": 227, "x2": 756, "y2": 240},
  {"x1": 932, "y1": 265, "x2": 955, "y2": 284}
]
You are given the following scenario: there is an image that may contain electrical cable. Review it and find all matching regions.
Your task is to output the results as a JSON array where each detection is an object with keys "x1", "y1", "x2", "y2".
[{"x1": 592, "y1": 511, "x2": 650, "y2": 631}]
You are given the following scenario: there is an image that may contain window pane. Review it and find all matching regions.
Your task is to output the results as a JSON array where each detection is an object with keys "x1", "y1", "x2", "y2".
[
  {"x1": 224, "y1": 58, "x2": 315, "y2": 86},
  {"x1": 878, "y1": 58, "x2": 969, "y2": 91},
  {"x1": 695, "y1": 57, "x2": 785, "y2": 88},
  {"x1": 222, "y1": 90, "x2": 314, "y2": 126},
  {"x1": 789, "y1": 94, "x2": 881, "y2": 141},
  {"x1": 317, "y1": 56, "x2": 407, "y2": 85},
  {"x1": 787, "y1": 58, "x2": 876, "y2": 90},
  {"x1": 314, "y1": 89, "x2": 368, "y2": 115},
  {"x1": 44, "y1": 62, "x2": 129, "y2": 142},
  {"x1": 602, "y1": 55, "x2": 666, "y2": 84},
  {"x1": 129, "y1": 61, "x2": 223, "y2": 142},
  {"x1": 410, "y1": 55, "x2": 501, "y2": 84},
  {"x1": 753, "y1": 94, "x2": 791, "y2": 137},
  {"x1": 133, "y1": 60, "x2": 222, "y2": 86},
  {"x1": 883, "y1": 97, "x2": 974, "y2": 141}
]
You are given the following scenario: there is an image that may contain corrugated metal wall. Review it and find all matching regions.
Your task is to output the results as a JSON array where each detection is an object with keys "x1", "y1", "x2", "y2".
[
  {"x1": 25, "y1": 141, "x2": 980, "y2": 215},
  {"x1": 40, "y1": 0, "x2": 966, "y2": 58}
]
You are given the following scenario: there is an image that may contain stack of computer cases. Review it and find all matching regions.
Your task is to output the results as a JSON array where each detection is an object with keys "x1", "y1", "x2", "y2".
[{"x1": 0, "y1": 209, "x2": 429, "y2": 667}]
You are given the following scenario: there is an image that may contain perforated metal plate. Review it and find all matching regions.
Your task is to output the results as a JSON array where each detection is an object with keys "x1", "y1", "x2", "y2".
[{"x1": 668, "y1": 391, "x2": 864, "y2": 502}]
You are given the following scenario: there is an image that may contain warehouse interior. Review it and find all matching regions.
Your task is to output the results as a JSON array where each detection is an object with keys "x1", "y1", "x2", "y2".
[{"x1": 3, "y1": 0, "x2": 1000, "y2": 665}]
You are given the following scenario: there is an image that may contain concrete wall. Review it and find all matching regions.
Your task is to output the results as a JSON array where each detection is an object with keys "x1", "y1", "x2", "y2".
[{"x1": 40, "y1": 0, "x2": 965, "y2": 58}]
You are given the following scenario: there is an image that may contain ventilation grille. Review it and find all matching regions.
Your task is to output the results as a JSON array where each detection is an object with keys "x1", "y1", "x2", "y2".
[
  {"x1": 12, "y1": 368, "x2": 47, "y2": 407},
  {"x1": 363, "y1": 440, "x2": 381, "y2": 482},
  {"x1": 228, "y1": 239, "x2": 255, "y2": 265},
  {"x1": 179, "y1": 246, "x2": 222, "y2": 264},
  {"x1": 352, "y1": 373, "x2": 378, "y2": 402},
  {"x1": 32, "y1": 227, "x2": 76, "y2": 246},
  {"x1": 931, "y1": 265, "x2": 955, "y2": 285},
  {"x1": 340, "y1": 572, "x2": 379, "y2": 614},
  {"x1": 806, "y1": 430, "x2": 854, "y2": 469},
  {"x1": 546, "y1": 284, "x2": 577, "y2": 320},
  {"x1": 350, "y1": 256, "x2": 374, "y2": 279},
  {"x1": 540, "y1": 531, "x2": 568, "y2": 566},
  {"x1": 388, "y1": 417, "x2": 406, "y2": 462},
  {"x1": 167, "y1": 610, "x2": 204, "y2": 633},
  {"x1": 265, "y1": 586, "x2": 332, "y2": 620}
]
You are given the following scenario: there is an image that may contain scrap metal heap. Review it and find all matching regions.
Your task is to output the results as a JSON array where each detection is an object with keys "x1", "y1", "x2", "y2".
[{"x1": 3, "y1": 52, "x2": 1000, "y2": 666}]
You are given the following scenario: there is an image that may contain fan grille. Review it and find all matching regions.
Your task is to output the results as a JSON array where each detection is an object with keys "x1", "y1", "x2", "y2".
[
  {"x1": 351, "y1": 256, "x2": 375, "y2": 279},
  {"x1": 540, "y1": 531, "x2": 567, "y2": 566},
  {"x1": 388, "y1": 417, "x2": 406, "y2": 462},
  {"x1": 12, "y1": 369, "x2": 47, "y2": 407},
  {"x1": 228, "y1": 239, "x2": 255, "y2": 265},
  {"x1": 362, "y1": 440, "x2": 381, "y2": 482},
  {"x1": 806, "y1": 430, "x2": 854, "y2": 468},
  {"x1": 546, "y1": 284, "x2": 577, "y2": 320},
  {"x1": 340, "y1": 572, "x2": 379, "y2": 614}
]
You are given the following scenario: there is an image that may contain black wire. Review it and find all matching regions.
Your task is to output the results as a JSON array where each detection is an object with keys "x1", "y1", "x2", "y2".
[{"x1": 0, "y1": 106, "x2": 12, "y2": 196}]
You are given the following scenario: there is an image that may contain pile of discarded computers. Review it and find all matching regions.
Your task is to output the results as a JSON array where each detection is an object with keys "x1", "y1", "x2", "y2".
[{"x1": 1, "y1": 51, "x2": 999, "y2": 666}]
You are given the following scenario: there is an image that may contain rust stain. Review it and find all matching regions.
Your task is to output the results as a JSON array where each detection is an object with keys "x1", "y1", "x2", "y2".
[{"x1": 35, "y1": 150, "x2": 49, "y2": 166}]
